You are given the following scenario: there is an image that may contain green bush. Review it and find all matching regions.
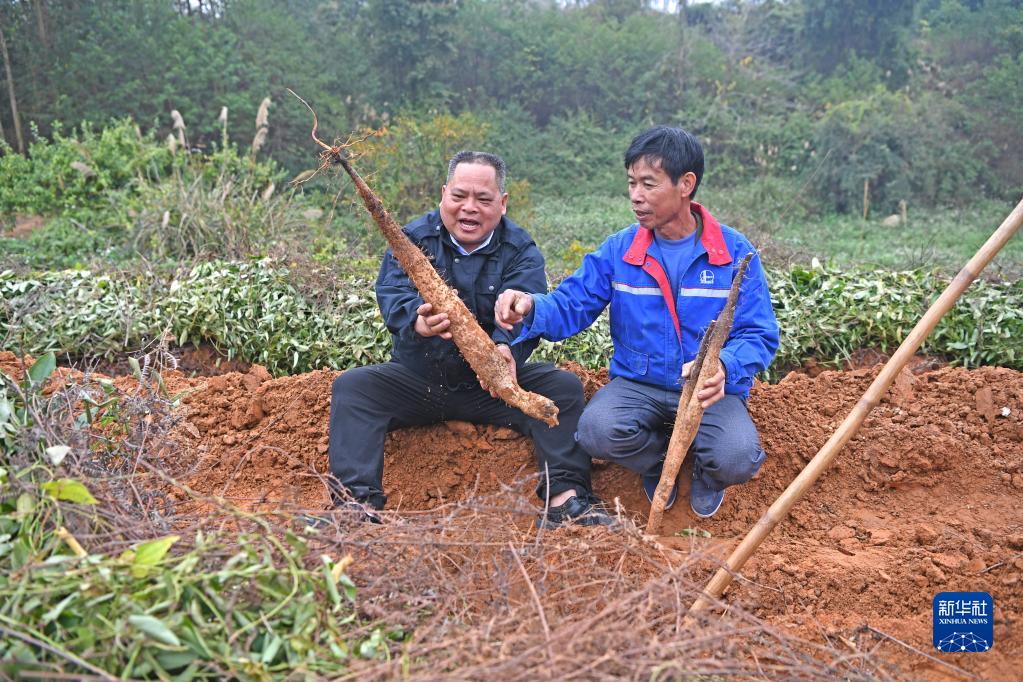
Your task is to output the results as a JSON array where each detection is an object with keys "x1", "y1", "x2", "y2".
[
  {"x1": 0, "y1": 262, "x2": 391, "y2": 375},
  {"x1": 488, "y1": 109, "x2": 630, "y2": 198},
  {"x1": 3, "y1": 261, "x2": 1021, "y2": 377},
  {"x1": 768, "y1": 260, "x2": 1023, "y2": 373},
  {"x1": 130, "y1": 145, "x2": 299, "y2": 261},
  {"x1": 809, "y1": 90, "x2": 986, "y2": 214},
  {"x1": 0, "y1": 119, "x2": 171, "y2": 221},
  {"x1": 0, "y1": 116, "x2": 308, "y2": 266}
]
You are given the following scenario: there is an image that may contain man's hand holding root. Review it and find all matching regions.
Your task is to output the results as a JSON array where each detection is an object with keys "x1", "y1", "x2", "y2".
[
  {"x1": 478, "y1": 344, "x2": 516, "y2": 397},
  {"x1": 683, "y1": 359, "x2": 726, "y2": 409},
  {"x1": 414, "y1": 302, "x2": 453, "y2": 339},
  {"x1": 495, "y1": 289, "x2": 533, "y2": 331}
]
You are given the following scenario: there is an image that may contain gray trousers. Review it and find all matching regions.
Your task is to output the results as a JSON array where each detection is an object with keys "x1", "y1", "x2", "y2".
[{"x1": 576, "y1": 377, "x2": 765, "y2": 492}]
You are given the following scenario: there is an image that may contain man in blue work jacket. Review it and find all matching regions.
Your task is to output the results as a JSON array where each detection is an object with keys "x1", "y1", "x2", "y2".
[
  {"x1": 495, "y1": 127, "x2": 778, "y2": 518},
  {"x1": 327, "y1": 150, "x2": 613, "y2": 528}
]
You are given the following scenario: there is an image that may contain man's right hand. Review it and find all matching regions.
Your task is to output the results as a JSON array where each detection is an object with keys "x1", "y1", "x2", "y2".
[
  {"x1": 414, "y1": 302, "x2": 452, "y2": 339},
  {"x1": 495, "y1": 289, "x2": 534, "y2": 330}
]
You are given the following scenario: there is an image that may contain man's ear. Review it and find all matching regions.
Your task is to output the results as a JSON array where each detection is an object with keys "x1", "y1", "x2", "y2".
[
  {"x1": 678, "y1": 172, "x2": 697, "y2": 198},
  {"x1": 500, "y1": 192, "x2": 509, "y2": 215},
  {"x1": 439, "y1": 184, "x2": 448, "y2": 207}
]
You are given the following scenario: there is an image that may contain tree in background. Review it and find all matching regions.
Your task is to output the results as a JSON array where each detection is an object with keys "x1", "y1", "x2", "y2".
[
  {"x1": 0, "y1": 0, "x2": 1019, "y2": 214},
  {"x1": 800, "y1": 0, "x2": 918, "y2": 85}
]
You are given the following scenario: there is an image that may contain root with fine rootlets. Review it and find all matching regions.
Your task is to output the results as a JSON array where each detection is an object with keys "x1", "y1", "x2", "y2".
[{"x1": 292, "y1": 92, "x2": 558, "y2": 426}]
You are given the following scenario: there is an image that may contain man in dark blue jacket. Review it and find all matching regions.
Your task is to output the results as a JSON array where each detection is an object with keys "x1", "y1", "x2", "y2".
[
  {"x1": 496, "y1": 127, "x2": 779, "y2": 519},
  {"x1": 327, "y1": 151, "x2": 612, "y2": 528}
]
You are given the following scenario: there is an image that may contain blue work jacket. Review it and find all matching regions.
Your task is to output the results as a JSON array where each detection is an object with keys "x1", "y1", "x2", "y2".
[
  {"x1": 376, "y1": 210, "x2": 546, "y2": 389},
  {"x1": 514, "y1": 202, "x2": 778, "y2": 396}
]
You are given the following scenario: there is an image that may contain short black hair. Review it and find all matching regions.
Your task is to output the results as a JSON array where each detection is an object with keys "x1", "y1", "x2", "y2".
[
  {"x1": 447, "y1": 151, "x2": 507, "y2": 193},
  {"x1": 624, "y1": 126, "x2": 704, "y2": 198}
]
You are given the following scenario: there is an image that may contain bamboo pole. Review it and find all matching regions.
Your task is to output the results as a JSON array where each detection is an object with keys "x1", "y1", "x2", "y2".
[
  {"x1": 688, "y1": 196, "x2": 1023, "y2": 618},
  {"x1": 646, "y1": 254, "x2": 751, "y2": 534}
]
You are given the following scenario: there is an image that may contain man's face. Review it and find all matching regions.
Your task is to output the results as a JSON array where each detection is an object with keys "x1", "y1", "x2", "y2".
[
  {"x1": 627, "y1": 157, "x2": 696, "y2": 239},
  {"x1": 439, "y1": 162, "x2": 508, "y2": 251}
]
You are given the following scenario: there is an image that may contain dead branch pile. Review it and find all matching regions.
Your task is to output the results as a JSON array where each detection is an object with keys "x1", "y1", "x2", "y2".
[{"x1": 295, "y1": 490, "x2": 895, "y2": 681}]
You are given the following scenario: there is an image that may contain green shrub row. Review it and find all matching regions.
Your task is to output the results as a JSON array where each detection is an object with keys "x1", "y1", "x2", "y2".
[
  {"x1": 770, "y1": 261, "x2": 1022, "y2": 372},
  {"x1": 0, "y1": 262, "x2": 386, "y2": 373},
  {"x1": 2, "y1": 260, "x2": 1020, "y2": 376}
]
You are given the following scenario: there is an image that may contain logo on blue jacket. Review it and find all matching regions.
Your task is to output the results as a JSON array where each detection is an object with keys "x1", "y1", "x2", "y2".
[
  {"x1": 699, "y1": 269, "x2": 714, "y2": 284},
  {"x1": 933, "y1": 592, "x2": 993, "y2": 652}
]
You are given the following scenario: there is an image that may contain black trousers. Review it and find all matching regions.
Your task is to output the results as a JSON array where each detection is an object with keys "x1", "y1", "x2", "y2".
[{"x1": 327, "y1": 361, "x2": 593, "y2": 508}]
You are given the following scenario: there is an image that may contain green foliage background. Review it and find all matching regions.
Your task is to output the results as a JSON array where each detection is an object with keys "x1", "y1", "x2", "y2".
[{"x1": 1, "y1": 0, "x2": 1021, "y2": 216}]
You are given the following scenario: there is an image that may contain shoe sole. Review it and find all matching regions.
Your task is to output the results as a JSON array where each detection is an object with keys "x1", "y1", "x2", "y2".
[{"x1": 536, "y1": 512, "x2": 618, "y2": 529}]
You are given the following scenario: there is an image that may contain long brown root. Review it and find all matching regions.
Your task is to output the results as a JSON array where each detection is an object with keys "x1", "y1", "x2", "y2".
[{"x1": 291, "y1": 95, "x2": 558, "y2": 425}]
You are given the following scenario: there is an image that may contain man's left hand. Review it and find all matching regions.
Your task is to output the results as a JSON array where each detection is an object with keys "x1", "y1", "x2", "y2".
[
  {"x1": 682, "y1": 359, "x2": 726, "y2": 409},
  {"x1": 479, "y1": 344, "x2": 516, "y2": 397}
]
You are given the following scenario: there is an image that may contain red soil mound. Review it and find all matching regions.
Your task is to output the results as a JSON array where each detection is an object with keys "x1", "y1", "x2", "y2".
[{"x1": 167, "y1": 360, "x2": 1022, "y2": 679}]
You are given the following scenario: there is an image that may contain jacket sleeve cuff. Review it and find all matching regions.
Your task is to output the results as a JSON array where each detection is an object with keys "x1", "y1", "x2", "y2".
[
  {"x1": 491, "y1": 326, "x2": 515, "y2": 347},
  {"x1": 719, "y1": 347, "x2": 743, "y2": 384},
  {"x1": 510, "y1": 303, "x2": 539, "y2": 346}
]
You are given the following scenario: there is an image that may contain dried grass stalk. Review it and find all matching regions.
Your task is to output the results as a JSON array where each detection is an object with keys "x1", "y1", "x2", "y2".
[{"x1": 251, "y1": 97, "x2": 271, "y2": 155}]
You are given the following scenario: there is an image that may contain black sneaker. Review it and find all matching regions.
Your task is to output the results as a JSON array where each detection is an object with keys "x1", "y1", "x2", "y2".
[
  {"x1": 537, "y1": 494, "x2": 616, "y2": 529},
  {"x1": 303, "y1": 500, "x2": 382, "y2": 529}
]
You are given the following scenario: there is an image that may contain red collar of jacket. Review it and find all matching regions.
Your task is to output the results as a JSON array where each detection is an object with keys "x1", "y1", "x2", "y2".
[{"x1": 622, "y1": 201, "x2": 731, "y2": 266}]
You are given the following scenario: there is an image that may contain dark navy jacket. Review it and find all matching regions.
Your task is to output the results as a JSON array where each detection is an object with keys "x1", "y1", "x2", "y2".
[
  {"x1": 514, "y1": 202, "x2": 778, "y2": 397},
  {"x1": 376, "y1": 209, "x2": 547, "y2": 389}
]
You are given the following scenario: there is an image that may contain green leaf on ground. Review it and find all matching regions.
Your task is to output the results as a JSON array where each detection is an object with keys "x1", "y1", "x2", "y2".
[
  {"x1": 27, "y1": 352, "x2": 56, "y2": 386},
  {"x1": 128, "y1": 614, "x2": 182, "y2": 647},
  {"x1": 131, "y1": 535, "x2": 180, "y2": 577},
  {"x1": 41, "y1": 479, "x2": 98, "y2": 505}
]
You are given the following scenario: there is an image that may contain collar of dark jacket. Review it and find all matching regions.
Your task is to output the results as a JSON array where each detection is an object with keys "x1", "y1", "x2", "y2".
[{"x1": 410, "y1": 209, "x2": 514, "y2": 256}]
